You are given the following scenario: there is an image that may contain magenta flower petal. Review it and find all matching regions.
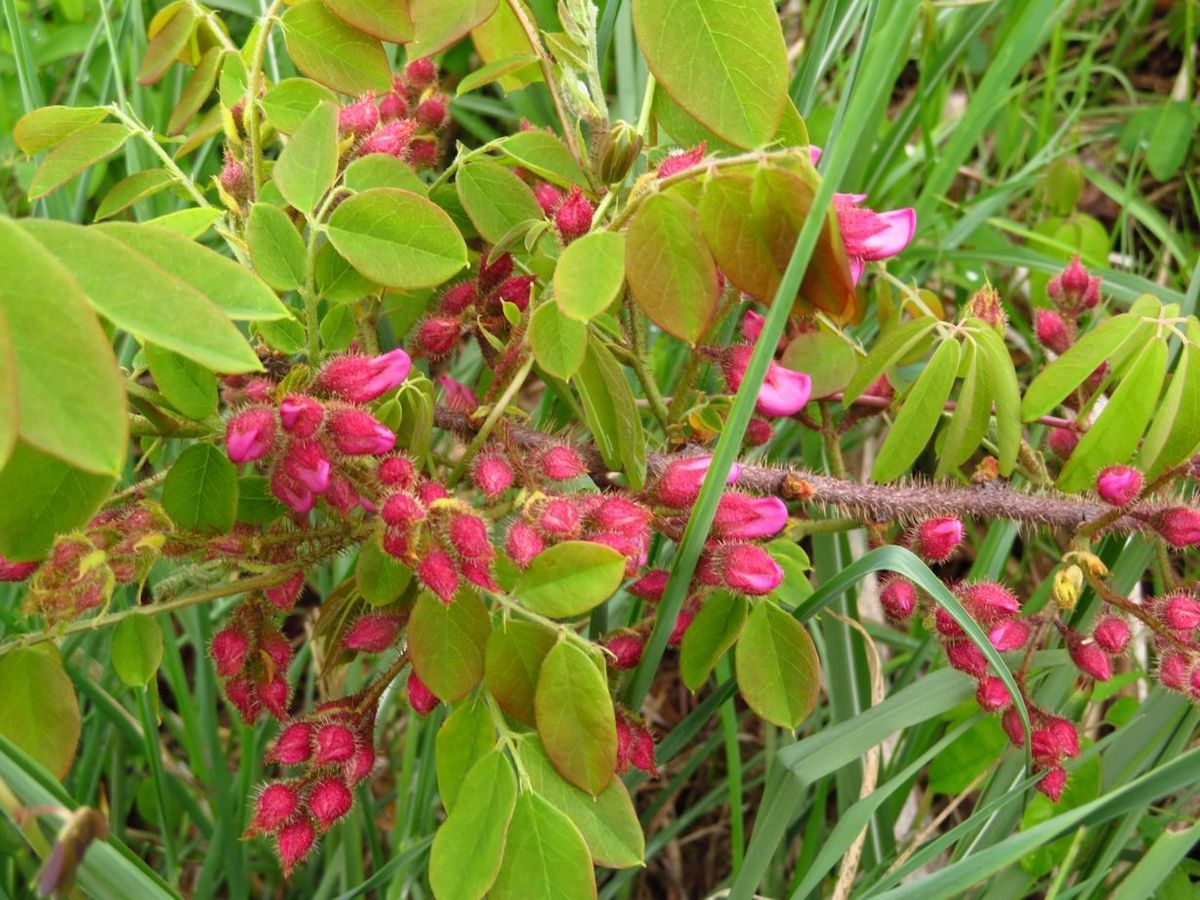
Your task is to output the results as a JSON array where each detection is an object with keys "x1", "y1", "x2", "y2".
[{"x1": 856, "y1": 207, "x2": 917, "y2": 260}]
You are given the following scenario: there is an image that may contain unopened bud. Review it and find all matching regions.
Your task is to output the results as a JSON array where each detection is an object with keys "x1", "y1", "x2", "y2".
[
  {"x1": 880, "y1": 577, "x2": 918, "y2": 621},
  {"x1": 308, "y1": 777, "x2": 354, "y2": 830},
  {"x1": 975, "y1": 676, "x2": 1012, "y2": 712},
  {"x1": 596, "y1": 119, "x2": 643, "y2": 185},
  {"x1": 966, "y1": 285, "x2": 1006, "y2": 330},
  {"x1": 505, "y1": 522, "x2": 544, "y2": 568},
  {"x1": 1047, "y1": 426, "x2": 1078, "y2": 460},
  {"x1": 1096, "y1": 465, "x2": 1141, "y2": 506},
  {"x1": 603, "y1": 633, "x2": 645, "y2": 670},
  {"x1": 226, "y1": 407, "x2": 278, "y2": 463},
  {"x1": 407, "y1": 671, "x2": 439, "y2": 714},
  {"x1": 1161, "y1": 593, "x2": 1200, "y2": 630},
  {"x1": 1035, "y1": 309, "x2": 1071, "y2": 354},
  {"x1": 1157, "y1": 508, "x2": 1200, "y2": 548},
  {"x1": 328, "y1": 409, "x2": 396, "y2": 456},
  {"x1": 314, "y1": 724, "x2": 357, "y2": 765},
  {"x1": 657, "y1": 143, "x2": 705, "y2": 179},
  {"x1": 415, "y1": 96, "x2": 447, "y2": 130},
  {"x1": 339, "y1": 95, "x2": 379, "y2": 135},
  {"x1": 472, "y1": 453, "x2": 515, "y2": 500},
  {"x1": 250, "y1": 782, "x2": 299, "y2": 835},
  {"x1": 914, "y1": 517, "x2": 964, "y2": 563},
  {"x1": 554, "y1": 187, "x2": 594, "y2": 243},
  {"x1": 1093, "y1": 616, "x2": 1131, "y2": 654},
  {"x1": 1069, "y1": 638, "x2": 1112, "y2": 681},
  {"x1": 1037, "y1": 766, "x2": 1067, "y2": 802},
  {"x1": 270, "y1": 722, "x2": 315, "y2": 765},
  {"x1": 945, "y1": 639, "x2": 988, "y2": 677},
  {"x1": 344, "y1": 614, "x2": 402, "y2": 653},
  {"x1": 418, "y1": 548, "x2": 459, "y2": 604},
  {"x1": 276, "y1": 818, "x2": 316, "y2": 875}
]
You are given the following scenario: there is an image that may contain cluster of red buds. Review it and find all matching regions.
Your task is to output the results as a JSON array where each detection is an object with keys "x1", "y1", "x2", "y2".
[
  {"x1": 210, "y1": 589, "x2": 303, "y2": 722},
  {"x1": 376, "y1": 453, "x2": 498, "y2": 603},
  {"x1": 411, "y1": 251, "x2": 536, "y2": 362},
  {"x1": 224, "y1": 350, "x2": 411, "y2": 515},
  {"x1": 506, "y1": 491, "x2": 653, "y2": 575},
  {"x1": 250, "y1": 698, "x2": 378, "y2": 874},
  {"x1": 615, "y1": 709, "x2": 658, "y2": 776},
  {"x1": 20, "y1": 501, "x2": 172, "y2": 624},
  {"x1": 531, "y1": 181, "x2": 596, "y2": 244},
  {"x1": 1001, "y1": 707, "x2": 1080, "y2": 802},
  {"x1": 339, "y1": 58, "x2": 447, "y2": 169}
]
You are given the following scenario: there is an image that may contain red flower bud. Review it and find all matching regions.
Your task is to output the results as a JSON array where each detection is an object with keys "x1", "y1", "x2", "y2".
[
  {"x1": 308, "y1": 777, "x2": 354, "y2": 830},
  {"x1": 1035, "y1": 309, "x2": 1070, "y2": 354},
  {"x1": 539, "y1": 445, "x2": 587, "y2": 480},
  {"x1": 251, "y1": 782, "x2": 299, "y2": 835},
  {"x1": 1096, "y1": 466, "x2": 1142, "y2": 506},
  {"x1": 657, "y1": 143, "x2": 705, "y2": 179},
  {"x1": 280, "y1": 440, "x2": 331, "y2": 494},
  {"x1": 629, "y1": 569, "x2": 669, "y2": 602},
  {"x1": 270, "y1": 722, "x2": 315, "y2": 765},
  {"x1": 344, "y1": 614, "x2": 402, "y2": 653},
  {"x1": 472, "y1": 453, "x2": 515, "y2": 500},
  {"x1": 226, "y1": 407, "x2": 277, "y2": 463},
  {"x1": 382, "y1": 493, "x2": 425, "y2": 530},
  {"x1": 1031, "y1": 728, "x2": 1059, "y2": 764},
  {"x1": 591, "y1": 496, "x2": 652, "y2": 533},
  {"x1": 714, "y1": 543, "x2": 782, "y2": 595},
  {"x1": 279, "y1": 395, "x2": 325, "y2": 439},
  {"x1": 975, "y1": 676, "x2": 1012, "y2": 712},
  {"x1": 405, "y1": 57, "x2": 436, "y2": 88},
  {"x1": 506, "y1": 522, "x2": 544, "y2": 568},
  {"x1": 316, "y1": 350, "x2": 412, "y2": 403},
  {"x1": 744, "y1": 418, "x2": 773, "y2": 447},
  {"x1": 440, "y1": 281, "x2": 478, "y2": 315},
  {"x1": 538, "y1": 498, "x2": 582, "y2": 538},
  {"x1": 276, "y1": 818, "x2": 316, "y2": 875},
  {"x1": 988, "y1": 618, "x2": 1031, "y2": 652},
  {"x1": 258, "y1": 675, "x2": 291, "y2": 720},
  {"x1": 418, "y1": 548, "x2": 459, "y2": 604},
  {"x1": 914, "y1": 516, "x2": 964, "y2": 563},
  {"x1": 225, "y1": 677, "x2": 260, "y2": 723},
  {"x1": 654, "y1": 457, "x2": 740, "y2": 508},
  {"x1": 554, "y1": 187, "x2": 594, "y2": 243},
  {"x1": 314, "y1": 724, "x2": 356, "y2": 765},
  {"x1": 712, "y1": 493, "x2": 789, "y2": 541},
  {"x1": 603, "y1": 633, "x2": 645, "y2": 670},
  {"x1": 1047, "y1": 427, "x2": 1078, "y2": 460},
  {"x1": 496, "y1": 275, "x2": 535, "y2": 311},
  {"x1": 328, "y1": 409, "x2": 396, "y2": 456},
  {"x1": 477, "y1": 252, "x2": 513, "y2": 289},
  {"x1": 1158, "y1": 508, "x2": 1200, "y2": 548},
  {"x1": 266, "y1": 571, "x2": 305, "y2": 612},
  {"x1": 261, "y1": 631, "x2": 293, "y2": 670},
  {"x1": 406, "y1": 137, "x2": 438, "y2": 169},
  {"x1": 0, "y1": 555, "x2": 39, "y2": 581},
  {"x1": 880, "y1": 577, "x2": 918, "y2": 621},
  {"x1": 1093, "y1": 617, "x2": 1131, "y2": 654},
  {"x1": 934, "y1": 608, "x2": 963, "y2": 638},
  {"x1": 1162, "y1": 593, "x2": 1200, "y2": 630},
  {"x1": 379, "y1": 89, "x2": 407, "y2": 120},
  {"x1": 668, "y1": 603, "x2": 697, "y2": 646},
  {"x1": 630, "y1": 723, "x2": 658, "y2": 776},
  {"x1": 1047, "y1": 716, "x2": 1079, "y2": 758},
  {"x1": 959, "y1": 582, "x2": 1021, "y2": 618},
  {"x1": 1002, "y1": 706, "x2": 1025, "y2": 746},
  {"x1": 447, "y1": 513, "x2": 493, "y2": 561},
  {"x1": 460, "y1": 557, "x2": 498, "y2": 592},
  {"x1": 346, "y1": 742, "x2": 376, "y2": 785},
  {"x1": 945, "y1": 639, "x2": 988, "y2": 676},
  {"x1": 1069, "y1": 639, "x2": 1112, "y2": 681},
  {"x1": 408, "y1": 671, "x2": 439, "y2": 714},
  {"x1": 220, "y1": 150, "x2": 246, "y2": 197},
  {"x1": 358, "y1": 118, "x2": 418, "y2": 158},
  {"x1": 339, "y1": 95, "x2": 379, "y2": 134},
  {"x1": 1159, "y1": 652, "x2": 1191, "y2": 691},
  {"x1": 416, "y1": 316, "x2": 461, "y2": 357},
  {"x1": 1037, "y1": 765, "x2": 1067, "y2": 802},
  {"x1": 378, "y1": 454, "x2": 417, "y2": 489},
  {"x1": 212, "y1": 626, "x2": 250, "y2": 677},
  {"x1": 415, "y1": 96, "x2": 446, "y2": 129},
  {"x1": 534, "y1": 182, "x2": 563, "y2": 216}
]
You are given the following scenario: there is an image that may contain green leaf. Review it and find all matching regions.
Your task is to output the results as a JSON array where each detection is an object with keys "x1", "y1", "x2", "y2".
[
  {"x1": 632, "y1": 0, "x2": 787, "y2": 148},
  {"x1": 236, "y1": 475, "x2": 286, "y2": 525},
  {"x1": 343, "y1": 154, "x2": 427, "y2": 195},
  {"x1": 873, "y1": 337, "x2": 961, "y2": 482},
  {"x1": 408, "y1": 590, "x2": 490, "y2": 701},
  {"x1": 1140, "y1": 339, "x2": 1200, "y2": 478},
  {"x1": 574, "y1": 338, "x2": 646, "y2": 489},
  {"x1": 735, "y1": 601, "x2": 820, "y2": 729},
  {"x1": 19, "y1": 220, "x2": 263, "y2": 373},
  {"x1": 28, "y1": 123, "x2": 132, "y2": 200},
  {"x1": 0, "y1": 218, "x2": 127, "y2": 477},
  {"x1": 143, "y1": 206, "x2": 223, "y2": 238},
  {"x1": 1146, "y1": 100, "x2": 1194, "y2": 182},
  {"x1": 485, "y1": 620, "x2": 556, "y2": 726},
  {"x1": 515, "y1": 541, "x2": 626, "y2": 619},
  {"x1": 517, "y1": 738, "x2": 644, "y2": 868},
  {"x1": 98, "y1": 222, "x2": 290, "y2": 322},
  {"x1": 273, "y1": 101, "x2": 338, "y2": 215},
  {"x1": 842, "y1": 316, "x2": 938, "y2": 404},
  {"x1": 698, "y1": 173, "x2": 781, "y2": 303},
  {"x1": 315, "y1": 241, "x2": 375, "y2": 304},
  {"x1": 0, "y1": 312, "x2": 14, "y2": 469},
  {"x1": 456, "y1": 160, "x2": 544, "y2": 244},
  {"x1": 535, "y1": 641, "x2": 617, "y2": 796},
  {"x1": 145, "y1": 344, "x2": 219, "y2": 420},
  {"x1": 625, "y1": 191, "x2": 719, "y2": 343},
  {"x1": 973, "y1": 324, "x2": 1021, "y2": 475},
  {"x1": 1057, "y1": 340, "x2": 1167, "y2": 492},
  {"x1": 111, "y1": 617, "x2": 164, "y2": 688},
  {"x1": 261, "y1": 78, "x2": 339, "y2": 134},
  {"x1": 435, "y1": 699, "x2": 494, "y2": 813},
  {"x1": 766, "y1": 540, "x2": 812, "y2": 608},
  {"x1": 529, "y1": 302, "x2": 587, "y2": 380},
  {"x1": 355, "y1": 538, "x2": 412, "y2": 605},
  {"x1": 321, "y1": 0, "x2": 412, "y2": 43},
  {"x1": 491, "y1": 792, "x2": 597, "y2": 900},
  {"x1": 554, "y1": 231, "x2": 625, "y2": 323},
  {"x1": 496, "y1": 131, "x2": 587, "y2": 189},
  {"x1": 408, "y1": 0, "x2": 499, "y2": 57},
  {"x1": 926, "y1": 717, "x2": 1006, "y2": 795},
  {"x1": 680, "y1": 590, "x2": 748, "y2": 690},
  {"x1": 95, "y1": 169, "x2": 177, "y2": 220},
  {"x1": 1021, "y1": 314, "x2": 1146, "y2": 420},
  {"x1": 168, "y1": 46, "x2": 223, "y2": 135},
  {"x1": 470, "y1": 4, "x2": 539, "y2": 92},
  {"x1": 137, "y1": 1, "x2": 198, "y2": 85},
  {"x1": 456, "y1": 53, "x2": 538, "y2": 95},
  {"x1": 0, "y1": 645, "x2": 81, "y2": 779},
  {"x1": 326, "y1": 188, "x2": 468, "y2": 289},
  {"x1": 161, "y1": 444, "x2": 238, "y2": 532},
  {"x1": 936, "y1": 339, "x2": 991, "y2": 477},
  {"x1": 780, "y1": 328, "x2": 856, "y2": 400},
  {"x1": 14, "y1": 105, "x2": 108, "y2": 154},
  {"x1": 0, "y1": 442, "x2": 116, "y2": 561},
  {"x1": 429, "y1": 749, "x2": 517, "y2": 900},
  {"x1": 280, "y1": 1, "x2": 391, "y2": 95},
  {"x1": 247, "y1": 203, "x2": 307, "y2": 291}
]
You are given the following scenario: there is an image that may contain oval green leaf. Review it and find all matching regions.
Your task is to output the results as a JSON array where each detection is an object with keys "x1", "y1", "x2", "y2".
[
  {"x1": 321, "y1": 0, "x2": 412, "y2": 43},
  {"x1": 485, "y1": 620, "x2": 556, "y2": 725},
  {"x1": 530, "y1": 302, "x2": 587, "y2": 380},
  {"x1": 162, "y1": 444, "x2": 238, "y2": 532},
  {"x1": 554, "y1": 231, "x2": 625, "y2": 323},
  {"x1": 261, "y1": 78, "x2": 339, "y2": 134},
  {"x1": 281, "y1": 1, "x2": 391, "y2": 95},
  {"x1": 456, "y1": 160, "x2": 544, "y2": 244},
  {"x1": 435, "y1": 699, "x2": 494, "y2": 814},
  {"x1": 273, "y1": 101, "x2": 338, "y2": 215},
  {"x1": 680, "y1": 590, "x2": 748, "y2": 691},
  {"x1": 491, "y1": 792, "x2": 597, "y2": 900},
  {"x1": 95, "y1": 168, "x2": 177, "y2": 221},
  {"x1": 408, "y1": 590, "x2": 491, "y2": 701},
  {"x1": 28, "y1": 123, "x2": 133, "y2": 200},
  {"x1": 248, "y1": 202, "x2": 307, "y2": 291},
  {"x1": 408, "y1": 0, "x2": 499, "y2": 57},
  {"x1": 145, "y1": 343, "x2": 219, "y2": 420},
  {"x1": 14, "y1": 105, "x2": 109, "y2": 154},
  {"x1": 111, "y1": 616, "x2": 164, "y2": 688},
  {"x1": 0, "y1": 645, "x2": 81, "y2": 779},
  {"x1": 872, "y1": 338, "x2": 961, "y2": 483},
  {"x1": 735, "y1": 602, "x2": 820, "y2": 729},
  {"x1": 535, "y1": 641, "x2": 617, "y2": 796},
  {"x1": 515, "y1": 541, "x2": 626, "y2": 619},
  {"x1": 497, "y1": 130, "x2": 587, "y2": 188}
]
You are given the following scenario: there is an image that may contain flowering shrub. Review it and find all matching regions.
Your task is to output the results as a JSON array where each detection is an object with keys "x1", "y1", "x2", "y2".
[{"x1": 0, "y1": 0, "x2": 1197, "y2": 897}]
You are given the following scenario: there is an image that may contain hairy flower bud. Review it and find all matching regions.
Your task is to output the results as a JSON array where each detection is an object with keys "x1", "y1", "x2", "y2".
[
  {"x1": 657, "y1": 143, "x2": 705, "y2": 179},
  {"x1": 1037, "y1": 765, "x2": 1067, "y2": 802},
  {"x1": 966, "y1": 285, "x2": 1006, "y2": 330},
  {"x1": 339, "y1": 95, "x2": 379, "y2": 134},
  {"x1": 472, "y1": 453, "x2": 514, "y2": 500},
  {"x1": 945, "y1": 639, "x2": 988, "y2": 677},
  {"x1": 447, "y1": 514, "x2": 493, "y2": 561},
  {"x1": 715, "y1": 543, "x2": 783, "y2": 595},
  {"x1": 591, "y1": 496, "x2": 652, "y2": 533},
  {"x1": 744, "y1": 418, "x2": 773, "y2": 447},
  {"x1": 0, "y1": 555, "x2": 39, "y2": 581},
  {"x1": 316, "y1": 350, "x2": 411, "y2": 403},
  {"x1": 266, "y1": 571, "x2": 305, "y2": 612},
  {"x1": 251, "y1": 783, "x2": 299, "y2": 835},
  {"x1": 226, "y1": 407, "x2": 277, "y2": 463},
  {"x1": 534, "y1": 182, "x2": 564, "y2": 216},
  {"x1": 219, "y1": 150, "x2": 246, "y2": 197},
  {"x1": 1035, "y1": 309, "x2": 1071, "y2": 354},
  {"x1": 276, "y1": 819, "x2": 316, "y2": 875},
  {"x1": 308, "y1": 778, "x2": 354, "y2": 830},
  {"x1": 712, "y1": 493, "x2": 789, "y2": 540},
  {"x1": 378, "y1": 454, "x2": 417, "y2": 489},
  {"x1": 344, "y1": 614, "x2": 402, "y2": 653},
  {"x1": 314, "y1": 724, "x2": 356, "y2": 765},
  {"x1": 722, "y1": 345, "x2": 812, "y2": 418},
  {"x1": 407, "y1": 671, "x2": 439, "y2": 714},
  {"x1": 669, "y1": 603, "x2": 697, "y2": 646},
  {"x1": 1157, "y1": 508, "x2": 1200, "y2": 548},
  {"x1": 415, "y1": 96, "x2": 447, "y2": 129},
  {"x1": 358, "y1": 118, "x2": 418, "y2": 159},
  {"x1": 478, "y1": 252, "x2": 513, "y2": 290},
  {"x1": 346, "y1": 743, "x2": 376, "y2": 785},
  {"x1": 1159, "y1": 652, "x2": 1191, "y2": 691},
  {"x1": 440, "y1": 281, "x2": 478, "y2": 315},
  {"x1": 270, "y1": 722, "x2": 315, "y2": 765},
  {"x1": 988, "y1": 618, "x2": 1031, "y2": 652},
  {"x1": 597, "y1": 119, "x2": 643, "y2": 185},
  {"x1": 279, "y1": 395, "x2": 324, "y2": 439},
  {"x1": 224, "y1": 677, "x2": 260, "y2": 723},
  {"x1": 418, "y1": 548, "x2": 459, "y2": 604},
  {"x1": 959, "y1": 581, "x2": 1021, "y2": 618},
  {"x1": 629, "y1": 569, "x2": 669, "y2": 602},
  {"x1": 1047, "y1": 426, "x2": 1078, "y2": 460},
  {"x1": 1093, "y1": 616, "x2": 1131, "y2": 654},
  {"x1": 975, "y1": 676, "x2": 1012, "y2": 712},
  {"x1": 1069, "y1": 639, "x2": 1112, "y2": 681},
  {"x1": 1047, "y1": 717, "x2": 1079, "y2": 758},
  {"x1": 538, "y1": 498, "x2": 581, "y2": 538},
  {"x1": 1002, "y1": 706, "x2": 1025, "y2": 746},
  {"x1": 603, "y1": 633, "x2": 645, "y2": 670},
  {"x1": 654, "y1": 457, "x2": 740, "y2": 507},
  {"x1": 1096, "y1": 466, "x2": 1141, "y2": 506},
  {"x1": 539, "y1": 445, "x2": 587, "y2": 480},
  {"x1": 280, "y1": 440, "x2": 331, "y2": 494},
  {"x1": 405, "y1": 57, "x2": 436, "y2": 88},
  {"x1": 496, "y1": 275, "x2": 535, "y2": 311},
  {"x1": 1162, "y1": 593, "x2": 1200, "y2": 630},
  {"x1": 553, "y1": 187, "x2": 593, "y2": 243},
  {"x1": 880, "y1": 577, "x2": 918, "y2": 621},
  {"x1": 211, "y1": 626, "x2": 250, "y2": 677},
  {"x1": 505, "y1": 522, "x2": 544, "y2": 568},
  {"x1": 328, "y1": 409, "x2": 396, "y2": 456},
  {"x1": 416, "y1": 316, "x2": 461, "y2": 357},
  {"x1": 258, "y1": 675, "x2": 291, "y2": 720},
  {"x1": 914, "y1": 517, "x2": 964, "y2": 563}
]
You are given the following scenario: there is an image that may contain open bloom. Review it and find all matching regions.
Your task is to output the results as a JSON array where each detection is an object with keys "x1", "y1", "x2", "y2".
[
  {"x1": 722, "y1": 345, "x2": 812, "y2": 418},
  {"x1": 833, "y1": 193, "x2": 916, "y2": 284}
]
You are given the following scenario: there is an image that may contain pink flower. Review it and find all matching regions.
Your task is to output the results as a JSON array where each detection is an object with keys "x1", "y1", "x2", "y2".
[
  {"x1": 712, "y1": 493, "x2": 789, "y2": 540},
  {"x1": 713, "y1": 543, "x2": 783, "y2": 595},
  {"x1": 280, "y1": 440, "x2": 331, "y2": 492},
  {"x1": 741, "y1": 309, "x2": 765, "y2": 343},
  {"x1": 317, "y1": 350, "x2": 412, "y2": 403},
  {"x1": 435, "y1": 375, "x2": 478, "y2": 413},
  {"x1": 407, "y1": 671, "x2": 439, "y2": 714},
  {"x1": 1096, "y1": 466, "x2": 1142, "y2": 506},
  {"x1": 988, "y1": 619, "x2": 1031, "y2": 652},
  {"x1": 328, "y1": 409, "x2": 395, "y2": 456},
  {"x1": 279, "y1": 395, "x2": 324, "y2": 438},
  {"x1": 226, "y1": 407, "x2": 277, "y2": 463},
  {"x1": 722, "y1": 345, "x2": 812, "y2": 418},
  {"x1": 832, "y1": 194, "x2": 916, "y2": 285},
  {"x1": 655, "y1": 456, "x2": 741, "y2": 507}
]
